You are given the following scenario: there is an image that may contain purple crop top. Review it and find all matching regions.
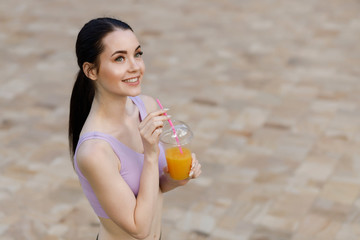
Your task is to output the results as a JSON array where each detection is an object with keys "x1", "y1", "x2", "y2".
[{"x1": 74, "y1": 96, "x2": 167, "y2": 219}]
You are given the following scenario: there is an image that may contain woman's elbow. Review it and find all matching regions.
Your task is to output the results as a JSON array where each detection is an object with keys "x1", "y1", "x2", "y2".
[
  {"x1": 132, "y1": 230, "x2": 151, "y2": 240},
  {"x1": 110, "y1": 213, "x2": 152, "y2": 239},
  {"x1": 125, "y1": 224, "x2": 151, "y2": 240}
]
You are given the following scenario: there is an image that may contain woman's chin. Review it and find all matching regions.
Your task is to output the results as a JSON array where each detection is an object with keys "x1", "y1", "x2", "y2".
[{"x1": 127, "y1": 87, "x2": 142, "y2": 97}]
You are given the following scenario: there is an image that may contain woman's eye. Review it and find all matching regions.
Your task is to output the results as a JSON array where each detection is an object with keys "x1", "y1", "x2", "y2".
[
  {"x1": 115, "y1": 56, "x2": 125, "y2": 62},
  {"x1": 135, "y1": 51, "x2": 143, "y2": 58}
]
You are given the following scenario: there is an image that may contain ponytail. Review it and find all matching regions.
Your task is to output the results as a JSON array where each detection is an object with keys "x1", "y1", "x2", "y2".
[
  {"x1": 68, "y1": 70, "x2": 95, "y2": 158},
  {"x1": 69, "y1": 17, "x2": 133, "y2": 162}
]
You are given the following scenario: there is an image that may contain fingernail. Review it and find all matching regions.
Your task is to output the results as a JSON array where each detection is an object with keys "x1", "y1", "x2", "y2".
[
  {"x1": 163, "y1": 108, "x2": 170, "y2": 111},
  {"x1": 189, "y1": 171, "x2": 194, "y2": 177},
  {"x1": 166, "y1": 115, "x2": 172, "y2": 118}
]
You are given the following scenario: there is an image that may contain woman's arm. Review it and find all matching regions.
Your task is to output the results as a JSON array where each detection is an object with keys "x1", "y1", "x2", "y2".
[
  {"x1": 78, "y1": 141, "x2": 152, "y2": 239},
  {"x1": 77, "y1": 109, "x2": 169, "y2": 239},
  {"x1": 140, "y1": 95, "x2": 202, "y2": 193}
]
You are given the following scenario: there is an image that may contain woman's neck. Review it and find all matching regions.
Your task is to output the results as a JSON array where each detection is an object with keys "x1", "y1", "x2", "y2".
[{"x1": 87, "y1": 93, "x2": 139, "y2": 131}]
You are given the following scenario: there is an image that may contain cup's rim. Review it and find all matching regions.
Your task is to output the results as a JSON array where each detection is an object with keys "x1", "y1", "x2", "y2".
[{"x1": 160, "y1": 120, "x2": 193, "y2": 146}]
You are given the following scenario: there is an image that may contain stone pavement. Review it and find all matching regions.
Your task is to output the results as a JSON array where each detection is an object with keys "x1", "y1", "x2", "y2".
[{"x1": 1, "y1": 0, "x2": 360, "y2": 239}]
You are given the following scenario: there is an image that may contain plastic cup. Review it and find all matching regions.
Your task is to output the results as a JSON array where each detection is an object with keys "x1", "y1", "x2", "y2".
[{"x1": 160, "y1": 120, "x2": 193, "y2": 180}]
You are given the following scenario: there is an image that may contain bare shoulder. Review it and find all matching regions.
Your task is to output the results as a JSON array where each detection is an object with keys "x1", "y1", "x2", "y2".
[
  {"x1": 76, "y1": 139, "x2": 119, "y2": 176},
  {"x1": 139, "y1": 94, "x2": 159, "y2": 113}
]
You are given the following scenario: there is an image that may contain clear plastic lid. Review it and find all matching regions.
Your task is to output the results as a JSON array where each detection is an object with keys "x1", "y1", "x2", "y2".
[{"x1": 160, "y1": 120, "x2": 193, "y2": 146}]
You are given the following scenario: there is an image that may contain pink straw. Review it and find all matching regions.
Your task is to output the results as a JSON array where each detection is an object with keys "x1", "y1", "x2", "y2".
[{"x1": 156, "y1": 99, "x2": 183, "y2": 154}]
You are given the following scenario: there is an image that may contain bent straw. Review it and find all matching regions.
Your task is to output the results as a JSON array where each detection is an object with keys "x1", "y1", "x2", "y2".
[{"x1": 156, "y1": 99, "x2": 183, "y2": 154}]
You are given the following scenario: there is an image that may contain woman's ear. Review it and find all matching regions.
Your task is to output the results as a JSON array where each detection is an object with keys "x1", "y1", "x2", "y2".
[{"x1": 82, "y1": 62, "x2": 97, "y2": 81}]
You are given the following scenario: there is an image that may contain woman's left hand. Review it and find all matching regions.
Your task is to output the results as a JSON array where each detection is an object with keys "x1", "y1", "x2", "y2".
[{"x1": 188, "y1": 153, "x2": 202, "y2": 179}]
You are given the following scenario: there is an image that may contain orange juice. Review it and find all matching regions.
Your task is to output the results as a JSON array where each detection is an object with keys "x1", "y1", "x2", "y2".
[{"x1": 165, "y1": 147, "x2": 192, "y2": 180}]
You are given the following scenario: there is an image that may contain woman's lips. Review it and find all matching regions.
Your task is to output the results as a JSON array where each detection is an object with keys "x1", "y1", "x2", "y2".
[{"x1": 122, "y1": 77, "x2": 140, "y2": 86}]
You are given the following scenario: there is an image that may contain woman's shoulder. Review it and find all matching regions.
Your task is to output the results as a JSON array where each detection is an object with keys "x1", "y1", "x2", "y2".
[
  {"x1": 138, "y1": 94, "x2": 159, "y2": 113},
  {"x1": 76, "y1": 138, "x2": 118, "y2": 174}
]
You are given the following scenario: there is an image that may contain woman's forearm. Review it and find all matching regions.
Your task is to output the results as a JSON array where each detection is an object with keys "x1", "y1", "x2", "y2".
[{"x1": 133, "y1": 155, "x2": 160, "y2": 238}]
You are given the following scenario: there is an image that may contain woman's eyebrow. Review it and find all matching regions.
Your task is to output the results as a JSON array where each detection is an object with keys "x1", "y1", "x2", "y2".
[{"x1": 111, "y1": 45, "x2": 141, "y2": 57}]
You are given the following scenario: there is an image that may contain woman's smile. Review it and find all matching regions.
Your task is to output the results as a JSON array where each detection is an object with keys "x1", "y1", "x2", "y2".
[{"x1": 122, "y1": 76, "x2": 140, "y2": 86}]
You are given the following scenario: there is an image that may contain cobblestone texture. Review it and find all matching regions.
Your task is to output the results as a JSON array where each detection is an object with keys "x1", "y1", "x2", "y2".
[{"x1": 1, "y1": 0, "x2": 360, "y2": 239}]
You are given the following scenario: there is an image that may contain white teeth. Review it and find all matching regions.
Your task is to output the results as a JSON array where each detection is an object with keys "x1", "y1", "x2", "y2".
[{"x1": 123, "y1": 78, "x2": 138, "y2": 83}]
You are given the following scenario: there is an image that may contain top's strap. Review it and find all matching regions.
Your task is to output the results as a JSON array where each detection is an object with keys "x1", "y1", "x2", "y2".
[{"x1": 129, "y1": 96, "x2": 147, "y2": 121}]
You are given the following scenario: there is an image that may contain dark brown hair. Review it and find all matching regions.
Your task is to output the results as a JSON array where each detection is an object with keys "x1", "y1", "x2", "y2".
[{"x1": 69, "y1": 17, "x2": 133, "y2": 158}]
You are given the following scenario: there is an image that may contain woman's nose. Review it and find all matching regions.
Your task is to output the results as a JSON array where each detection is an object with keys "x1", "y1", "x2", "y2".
[{"x1": 128, "y1": 58, "x2": 140, "y2": 71}]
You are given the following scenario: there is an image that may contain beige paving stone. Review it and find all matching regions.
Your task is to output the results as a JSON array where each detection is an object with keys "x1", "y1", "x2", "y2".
[
  {"x1": 176, "y1": 211, "x2": 216, "y2": 236},
  {"x1": 48, "y1": 224, "x2": 68, "y2": 236},
  {"x1": 212, "y1": 221, "x2": 255, "y2": 240},
  {"x1": 280, "y1": 83, "x2": 318, "y2": 99},
  {"x1": 249, "y1": 226, "x2": 292, "y2": 240},
  {"x1": 229, "y1": 107, "x2": 269, "y2": 133},
  {"x1": 212, "y1": 228, "x2": 250, "y2": 240},
  {"x1": 161, "y1": 227, "x2": 194, "y2": 240},
  {"x1": 335, "y1": 223, "x2": 360, "y2": 240},
  {"x1": 294, "y1": 154, "x2": 338, "y2": 181},
  {"x1": 250, "y1": 127, "x2": 288, "y2": 151},
  {"x1": 286, "y1": 177, "x2": 323, "y2": 195},
  {"x1": 255, "y1": 214, "x2": 299, "y2": 233},
  {"x1": 1, "y1": 0, "x2": 360, "y2": 239},
  {"x1": 268, "y1": 192, "x2": 316, "y2": 219},
  {"x1": 274, "y1": 133, "x2": 315, "y2": 161},
  {"x1": 294, "y1": 114, "x2": 332, "y2": 136},
  {"x1": 310, "y1": 199, "x2": 352, "y2": 226},
  {"x1": 266, "y1": 99, "x2": 309, "y2": 130},
  {"x1": 293, "y1": 213, "x2": 342, "y2": 240},
  {"x1": 331, "y1": 155, "x2": 360, "y2": 184},
  {"x1": 319, "y1": 181, "x2": 360, "y2": 205}
]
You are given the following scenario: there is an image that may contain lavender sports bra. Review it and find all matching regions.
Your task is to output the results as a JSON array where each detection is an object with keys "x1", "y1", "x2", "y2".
[{"x1": 74, "y1": 96, "x2": 167, "y2": 219}]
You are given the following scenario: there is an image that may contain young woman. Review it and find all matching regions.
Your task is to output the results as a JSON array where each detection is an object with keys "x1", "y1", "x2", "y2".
[{"x1": 68, "y1": 18, "x2": 202, "y2": 240}]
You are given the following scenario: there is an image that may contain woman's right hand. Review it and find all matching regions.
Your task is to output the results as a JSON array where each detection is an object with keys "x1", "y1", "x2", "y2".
[{"x1": 138, "y1": 109, "x2": 169, "y2": 158}]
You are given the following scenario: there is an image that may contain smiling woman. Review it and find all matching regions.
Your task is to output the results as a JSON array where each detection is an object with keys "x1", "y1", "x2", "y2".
[
  {"x1": 83, "y1": 29, "x2": 145, "y2": 98},
  {"x1": 68, "y1": 17, "x2": 202, "y2": 240}
]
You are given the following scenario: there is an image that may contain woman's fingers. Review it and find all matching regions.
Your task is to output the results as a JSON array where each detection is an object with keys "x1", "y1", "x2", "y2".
[
  {"x1": 189, "y1": 153, "x2": 202, "y2": 179},
  {"x1": 139, "y1": 109, "x2": 170, "y2": 144},
  {"x1": 140, "y1": 109, "x2": 168, "y2": 127},
  {"x1": 139, "y1": 114, "x2": 169, "y2": 136},
  {"x1": 140, "y1": 120, "x2": 165, "y2": 141}
]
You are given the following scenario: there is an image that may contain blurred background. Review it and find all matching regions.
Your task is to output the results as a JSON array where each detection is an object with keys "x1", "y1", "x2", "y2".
[{"x1": 1, "y1": 0, "x2": 360, "y2": 239}]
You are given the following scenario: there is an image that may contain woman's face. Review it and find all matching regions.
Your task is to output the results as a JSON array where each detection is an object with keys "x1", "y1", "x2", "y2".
[{"x1": 94, "y1": 29, "x2": 145, "y2": 98}]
